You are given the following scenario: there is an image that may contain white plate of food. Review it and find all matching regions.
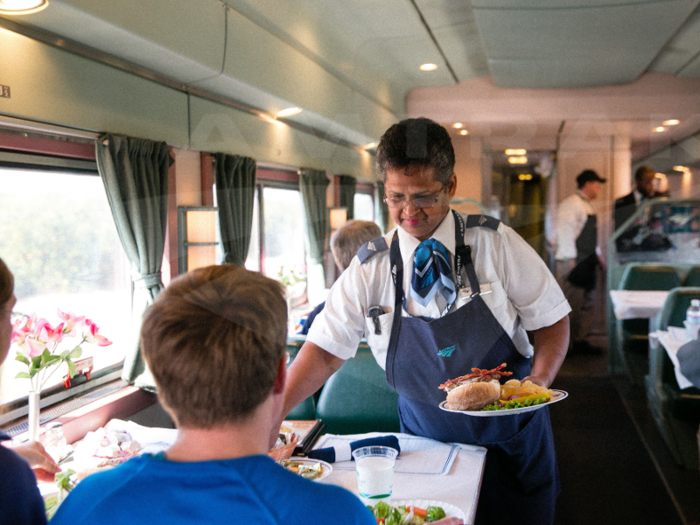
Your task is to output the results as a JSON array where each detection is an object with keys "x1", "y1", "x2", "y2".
[
  {"x1": 368, "y1": 499, "x2": 466, "y2": 523},
  {"x1": 439, "y1": 389, "x2": 568, "y2": 417},
  {"x1": 279, "y1": 458, "x2": 332, "y2": 481}
]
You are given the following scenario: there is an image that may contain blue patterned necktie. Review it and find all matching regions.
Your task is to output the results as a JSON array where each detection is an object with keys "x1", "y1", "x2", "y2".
[{"x1": 410, "y1": 239, "x2": 456, "y2": 308}]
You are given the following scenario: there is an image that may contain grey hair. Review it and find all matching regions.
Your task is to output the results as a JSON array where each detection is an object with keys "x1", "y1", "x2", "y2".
[
  {"x1": 330, "y1": 220, "x2": 382, "y2": 271},
  {"x1": 375, "y1": 117, "x2": 455, "y2": 184}
]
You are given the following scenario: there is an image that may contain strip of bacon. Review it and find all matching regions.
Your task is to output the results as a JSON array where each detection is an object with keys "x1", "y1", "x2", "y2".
[{"x1": 438, "y1": 363, "x2": 512, "y2": 390}]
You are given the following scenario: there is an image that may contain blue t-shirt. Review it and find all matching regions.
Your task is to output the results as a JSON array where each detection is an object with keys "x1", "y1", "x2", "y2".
[
  {"x1": 50, "y1": 453, "x2": 374, "y2": 525},
  {"x1": 0, "y1": 432, "x2": 47, "y2": 525}
]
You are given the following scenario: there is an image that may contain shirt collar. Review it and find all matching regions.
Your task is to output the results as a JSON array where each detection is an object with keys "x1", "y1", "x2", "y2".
[
  {"x1": 633, "y1": 188, "x2": 643, "y2": 205},
  {"x1": 396, "y1": 209, "x2": 456, "y2": 266}
]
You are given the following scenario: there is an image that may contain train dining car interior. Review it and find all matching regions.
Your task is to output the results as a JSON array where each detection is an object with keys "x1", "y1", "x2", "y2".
[{"x1": 1, "y1": 1, "x2": 700, "y2": 523}]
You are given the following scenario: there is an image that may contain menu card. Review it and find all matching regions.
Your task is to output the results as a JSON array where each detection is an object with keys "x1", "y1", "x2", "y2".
[{"x1": 279, "y1": 419, "x2": 325, "y2": 455}]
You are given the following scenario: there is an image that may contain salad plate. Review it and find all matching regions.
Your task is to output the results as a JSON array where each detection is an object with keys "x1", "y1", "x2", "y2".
[
  {"x1": 390, "y1": 499, "x2": 466, "y2": 522},
  {"x1": 280, "y1": 458, "x2": 332, "y2": 481},
  {"x1": 439, "y1": 389, "x2": 568, "y2": 417}
]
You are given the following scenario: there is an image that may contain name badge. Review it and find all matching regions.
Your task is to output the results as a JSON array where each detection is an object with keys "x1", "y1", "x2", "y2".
[{"x1": 459, "y1": 282, "x2": 493, "y2": 298}]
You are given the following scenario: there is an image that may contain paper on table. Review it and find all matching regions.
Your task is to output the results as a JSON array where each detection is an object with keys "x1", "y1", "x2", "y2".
[
  {"x1": 610, "y1": 290, "x2": 669, "y2": 320},
  {"x1": 314, "y1": 433, "x2": 459, "y2": 475}
]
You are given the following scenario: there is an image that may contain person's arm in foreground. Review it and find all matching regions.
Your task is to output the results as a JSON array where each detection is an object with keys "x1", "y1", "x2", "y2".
[
  {"x1": 523, "y1": 316, "x2": 570, "y2": 387},
  {"x1": 5, "y1": 440, "x2": 60, "y2": 482},
  {"x1": 271, "y1": 340, "x2": 345, "y2": 447}
]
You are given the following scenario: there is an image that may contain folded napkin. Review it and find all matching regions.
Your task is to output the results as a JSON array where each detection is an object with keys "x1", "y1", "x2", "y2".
[{"x1": 306, "y1": 435, "x2": 400, "y2": 463}]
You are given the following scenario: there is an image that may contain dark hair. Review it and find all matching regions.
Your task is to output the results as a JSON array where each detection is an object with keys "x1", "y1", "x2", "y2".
[
  {"x1": 140, "y1": 264, "x2": 287, "y2": 428},
  {"x1": 330, "y1": 220, "x2": 382, "y2": 271},
  {"x1": 0, "y1": 258, "x2": 13, "y2": 305},
  {"x1": 375, "y1": 117, "x2": 455, "y2": 184},
  {"x1": 635, "y1": 166, "x2": 655, "y2": 182}
]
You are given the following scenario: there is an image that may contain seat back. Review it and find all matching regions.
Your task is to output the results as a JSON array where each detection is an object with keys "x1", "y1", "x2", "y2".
[
  {"x1": 315, "y1": 349, "x2": 400, "y2": 435},
  {"x1": 656, "y1": 287, "x2": 700, "y2": 331},
  {"x1": 618, "y1": 263, "x2": 682, "y2": 291},
  {"x1": 685, "y1": 267, "x2": 700, "y2": 287}
]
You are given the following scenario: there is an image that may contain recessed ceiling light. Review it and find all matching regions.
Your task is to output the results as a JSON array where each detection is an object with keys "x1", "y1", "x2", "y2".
[
  {"x1": 453, "y1": 123, "x2": 463, "y2": 129},
  {"x1": 673, "y1": 165, "x2": 689, "y2": 172},
  {"x1": 0, "y1": 0, "x2": 48, "y2": 14},
  {"x1": 459, "y1": 130, "x2": 469, "y2": 136},
  {"x1": 419, "y1": 63, "x2": 438, "y2": 72},
  {"x1": 508, "y1": 156, "x2": 528, "y2": 164},
  {"x1": 653, "y1": 126, "x2": 666, "y2": 132},
  {"x1": 363, "y1": 142, "x2": 378, "y2": 150},
  {"x1": 518, "y1": 174, "x2": 533, "y2": 181},
  {"x1": 275, "y1": 107, "x2": 302, "y2": 119},
  {"x1": 505, "y1": 149, "x2": 527, "y2": 156},
  {"x1": 663, "y1": 119, "x2": 680, "y2": 126}
]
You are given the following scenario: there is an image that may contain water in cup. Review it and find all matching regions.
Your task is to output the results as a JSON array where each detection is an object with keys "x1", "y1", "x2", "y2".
[{"x1": 352, "y1": 446, "x2": 398, "y2": 504}]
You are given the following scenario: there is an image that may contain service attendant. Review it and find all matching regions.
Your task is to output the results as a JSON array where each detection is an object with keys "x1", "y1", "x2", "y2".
[{"x1": 279, "y1": 118, "x2": 571, "y2": 525}]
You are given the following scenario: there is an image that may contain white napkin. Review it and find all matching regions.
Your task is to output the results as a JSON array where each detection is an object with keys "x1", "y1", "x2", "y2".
[
  {"x1": 314, "y1": 433, "x2": 459, "y2": 475},
  {"x1": 650, "y1": 328, "x2": 695, "y2": 389}
]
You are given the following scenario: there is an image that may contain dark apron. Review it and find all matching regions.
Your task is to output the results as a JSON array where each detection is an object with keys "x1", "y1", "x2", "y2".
[
  {"x1": 385, "y1": 211, "x2": 560, "y2": 525},
  {"x1": 567, "y1": 213, "x2": 597, "y2": 291}
]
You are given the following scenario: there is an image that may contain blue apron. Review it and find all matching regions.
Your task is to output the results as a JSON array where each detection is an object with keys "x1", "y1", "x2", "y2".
[{"x1": 384, "y1": 211, "x2": 560, "y2": 525}]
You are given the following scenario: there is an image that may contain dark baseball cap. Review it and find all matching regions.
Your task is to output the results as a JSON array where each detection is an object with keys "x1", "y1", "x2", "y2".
[{"x1": 576, "y1": 169, "x2": 607, "y2": 186}]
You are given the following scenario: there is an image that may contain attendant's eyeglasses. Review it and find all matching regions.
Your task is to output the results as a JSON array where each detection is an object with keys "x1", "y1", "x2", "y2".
[{"x1": 383, "y1": 187, "x2": 445, "y2": 209}]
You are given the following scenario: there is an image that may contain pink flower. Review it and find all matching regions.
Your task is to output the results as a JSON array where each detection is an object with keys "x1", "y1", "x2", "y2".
[
  {"x1": 39, "y1": 322, "x2": 65, "y2": 345},
  {"x1": 84, "y1": 319, "x2": 112, "y2": 347},
  {"x1": 24, "y1": 337, "x2": 47, "y2": 358},
  {"x1": 57, "y1": 310, "x2": 85, "y2": 336}
]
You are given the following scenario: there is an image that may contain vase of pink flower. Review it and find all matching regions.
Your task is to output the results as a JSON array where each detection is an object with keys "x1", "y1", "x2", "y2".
[{"x1": 11, "y1": 310, "x2": 112, "y2": 441}]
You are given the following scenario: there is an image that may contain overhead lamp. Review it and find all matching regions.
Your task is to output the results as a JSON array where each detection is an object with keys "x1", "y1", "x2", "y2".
[
  {"x1": 177, "y1": 206, "x2": 219, "y2": 274},
  {"x1": 363, "y1": 142, "x2": 378, "y2": 150},
  {"x1": 505, "y1": 149, "x2": 527, "y2": 156},
  {"x1": 518, "y1": 174, "x2": 533, "y2": 181},
  {"x1": 459, "y1": 130, "x2": 469, "y2": 136},
  {"x1": 0, "y1": 0, "x2": 48, "y2": 14},
  {"x1": 653, "y1": 126, "x2": 666, "y2": 133},
  {"x1": 663, "y1": 119, "x2": 680, "y2": 126},
  {"x1": 453, "y1": 123, "x2": 463, "y2": 129},
  {"x1": 275, "y1": 107, "x2": 302, "y2": 119},
  {"x1": 673, "y1": 165, "x2": 689, "y2": 173},
  {"x1": 419, "y1": 63, "x2": 438, "y2": 71},
  {"x1": 508, "y1": 156, "x2": 528, "y2": 164}
]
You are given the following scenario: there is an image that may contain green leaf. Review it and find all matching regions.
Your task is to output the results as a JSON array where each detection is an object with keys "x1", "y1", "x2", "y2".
[
  {"x1": 31, "y1": 355, "x2": 42, "y2": 368},
  {"x1": 15, "y1": 372, "x2": 31, "y2": 379},
  {"x1": 60, "y1": 350, "x2": 71, "y2": 359},
  {"x1": 67, "y1": 359, "x2": 76, "y2": 378},
  {"x1": 69, "y1": 346, "x2": 82, "y2": 359},
  {"x1": 15, "y1": 352, "x2": 30, "y2": 366},
  {"x1": 44, "y1": 355, "x2": 61, "y2": 365}
]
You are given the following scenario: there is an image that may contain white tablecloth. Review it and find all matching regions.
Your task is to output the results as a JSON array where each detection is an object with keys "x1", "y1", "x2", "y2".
[
  {"x1": 650, "y1": 327, "x2": 695, "y2": 389},
  {"x1": 610, "y1": 290, "x2": 669, "y2": 320},
  {"x1": 318, "y1": 432, "x2": 486, "y2": 525}
]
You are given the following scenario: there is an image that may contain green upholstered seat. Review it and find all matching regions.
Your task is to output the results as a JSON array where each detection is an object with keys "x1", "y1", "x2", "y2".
[
  {"x1": 645, "y1": 286, "x2": 700, "y2": 470},
  {"x1": 684, "y1": 267, "x2": 700, "y2": 287},
  {"x1": 617, "y1": 264, "x2": 682, "y2": 355},
  {"x1": 286, "y1": 395, "x2": 317, "y2": 420},
  {"x1": 315, "y1": 349, "x2": 400, "y2": 435}
]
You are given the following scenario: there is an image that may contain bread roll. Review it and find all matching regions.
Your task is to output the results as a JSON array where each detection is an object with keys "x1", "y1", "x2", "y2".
[{"x1": 445, "y1": 379, "x2": 501, "y2": 411}]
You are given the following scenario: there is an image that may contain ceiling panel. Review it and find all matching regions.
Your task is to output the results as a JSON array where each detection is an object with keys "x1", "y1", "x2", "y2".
[
  {"x1": 650, "y1": 9, "x2": 700, "y2": 75},
  {"x1": 472, "y1": 0, "x2": 699, "y2": 87}
]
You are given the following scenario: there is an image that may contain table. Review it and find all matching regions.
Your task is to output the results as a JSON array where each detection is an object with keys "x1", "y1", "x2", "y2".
[
  {"x1": 317, "y1": 432, "x2": 486, "y2": 524},
  {"x1": 609, "y1": 290, "x2": 670, "y2": 320},
  {"x1": 650, "y1": 327, "x2": 696, "y2": 389}
]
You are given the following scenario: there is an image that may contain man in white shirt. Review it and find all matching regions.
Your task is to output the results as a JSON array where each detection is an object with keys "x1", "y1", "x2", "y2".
[{"x1": 555, "y1": 169, "x2": 606, "y2": 354}]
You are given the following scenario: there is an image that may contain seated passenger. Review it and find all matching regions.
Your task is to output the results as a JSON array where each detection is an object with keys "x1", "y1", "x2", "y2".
[
  {"x1": 51, "y1": 264, "x2": 375, "y2": 525},
  {"x1": 0, "y1": 258, "x2": 55, "y2": 525},
  {"x1": 300, "y1": 220, "x2": 382, "y2": 334}
]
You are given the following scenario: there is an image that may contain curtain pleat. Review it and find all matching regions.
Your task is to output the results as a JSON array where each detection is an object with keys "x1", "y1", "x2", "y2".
[
  {"x1": 299, "y1": 168, "x2": 329, "y2": 267},
  {"x1": 214, "y1": 153, "x2": 256, "y2": 266},
  {"x1": 95, "y1": 134, "x2": 172, "y2": 392},
  {"x1": 338, "y1": 175, "x2": 356, "y2": 220}
]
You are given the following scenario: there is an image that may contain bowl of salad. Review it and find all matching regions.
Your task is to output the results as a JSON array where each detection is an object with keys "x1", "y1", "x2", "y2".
[{"x1": 367, "y1": 499, "x2": 465, "y2": 524}]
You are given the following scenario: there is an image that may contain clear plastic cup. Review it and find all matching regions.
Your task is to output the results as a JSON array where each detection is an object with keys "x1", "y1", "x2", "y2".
[{"x1": 352, "y1": 446, "x2": 399, "y2": 504}]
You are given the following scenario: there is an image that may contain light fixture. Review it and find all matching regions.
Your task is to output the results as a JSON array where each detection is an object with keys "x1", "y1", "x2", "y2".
[
  {"x1": 518, "y1": 174, "x2": 533, "y2": 181},
  {"x1": 363, "y1": 142, "x2": 378, "y2": 150},
  {"x1": 177, "y1": 206, "x2": 219, "y2": 274},
  {"x1": 459, "y1": 130, "x2": 469, "y2": 136},
  {"x1": 663, "y1": 119, "x2": 680, "y2": 126},
  {"x1": 673, "y1": 165, "x2": 689, "y2": 173},
  {"x1": 275, "y1": 107, "x2": 302, "y2": 119},
  {"x1": 328, "y1": 207, "x2": 348, "y2": 243},
  {"x1": 505, "y1": 149, "x2": 527, "y2": 156},
  {"x1": 508, "y1": 156, "x2": 528, "y2": 164},
  {"x1": 0, "y1": 0, "x2": 48, "y2": 14},
  {"x1": 419, "y1": 63, "x2": 438, "y2": 71},
  {"x1": 653, "y1": 126, "x2": 666, "y2": 133},
  {"x1": 453, "y1": 123, "x2": 463, "y2": 129}
]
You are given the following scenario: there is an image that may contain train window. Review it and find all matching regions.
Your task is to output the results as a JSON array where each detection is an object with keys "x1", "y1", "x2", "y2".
[
  {"x1": 0, "y1": 167, "x2": 131, "y2": 405},
  {"x1": 353, "y1": 191, "x2": 375, "y2": 222}
]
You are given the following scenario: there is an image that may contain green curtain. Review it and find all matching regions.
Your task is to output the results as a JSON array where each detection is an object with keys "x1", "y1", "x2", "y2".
[
  {"x1": 375, "y1": 181, "x2": 390, "y2": 233},
  {"x1": 338, "y1": 175, "x2": 356, "y2": 220},
  {"x1": 214, "y1": 153, "x2": 256, "y2": 266},
  {"x1": 299, "y1": 168, "x2": 329, "y2": 266},
  {"x1": 95, "y1": 134, "x2": 172, "y2": 392}
]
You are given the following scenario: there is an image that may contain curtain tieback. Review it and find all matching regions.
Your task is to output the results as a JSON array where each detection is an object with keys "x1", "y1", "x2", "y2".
[{"x1": 134, "y1": 272, "x2": 162, "y2": 288}]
